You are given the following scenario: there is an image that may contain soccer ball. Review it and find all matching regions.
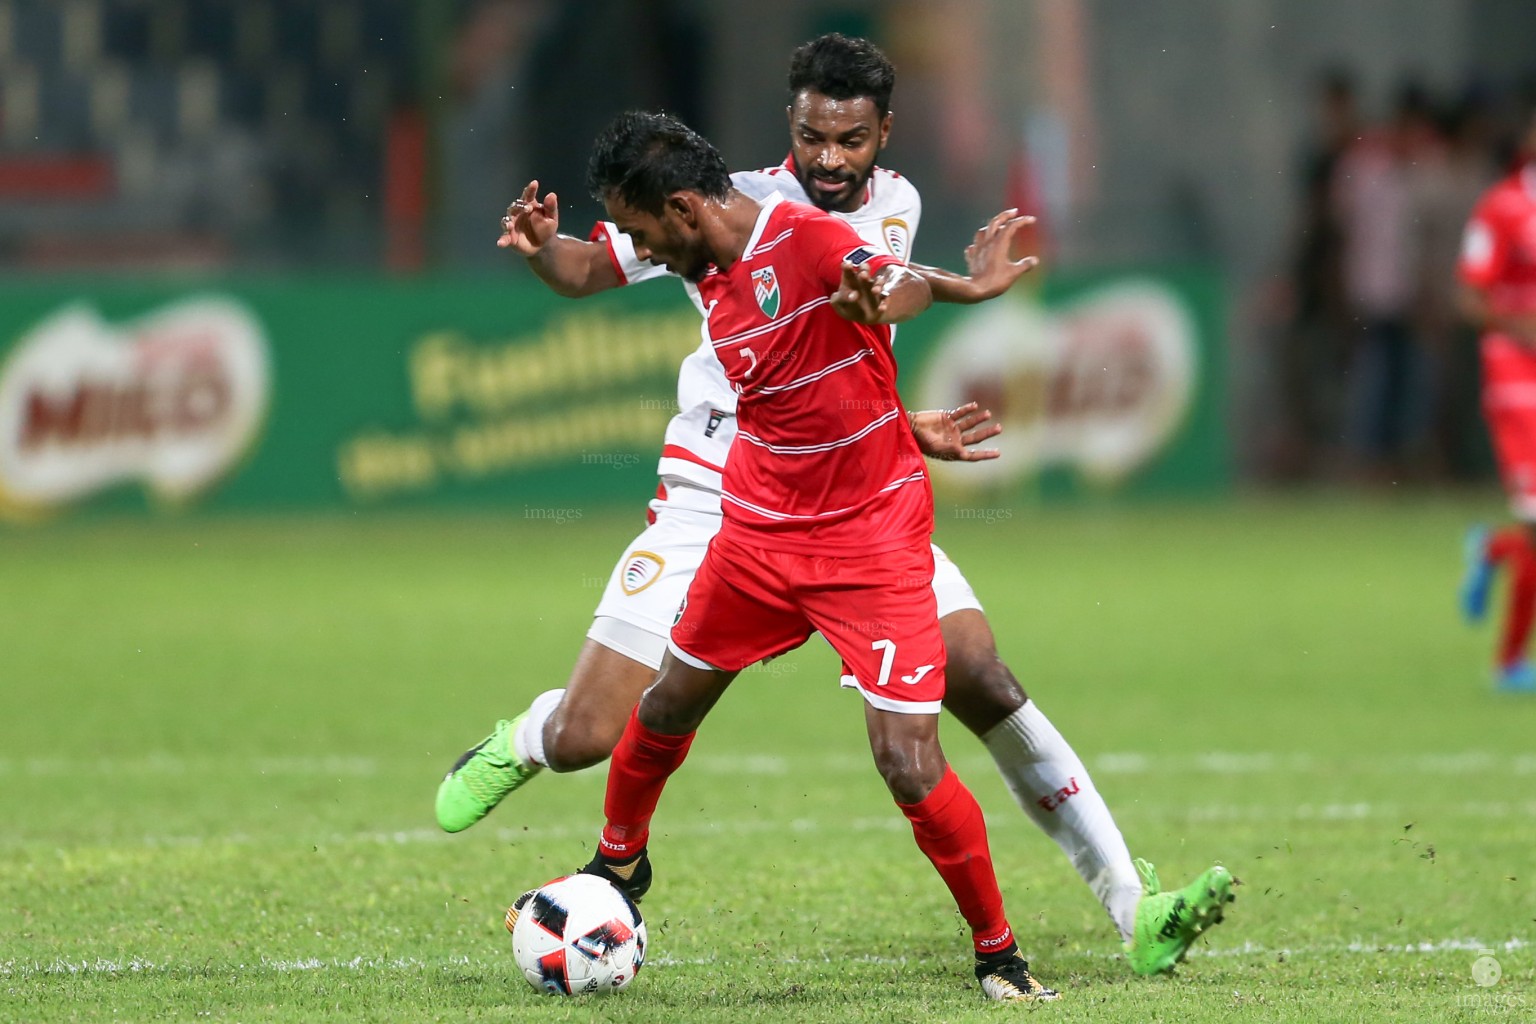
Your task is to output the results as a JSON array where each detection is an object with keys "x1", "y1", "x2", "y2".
[{"x1": 507, "y1": 873, "x2": 647, "y2": 995}]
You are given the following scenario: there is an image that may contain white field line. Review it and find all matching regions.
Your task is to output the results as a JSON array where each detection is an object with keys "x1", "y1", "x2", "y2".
[
  {"x1": 5, "y1": 797, "x2": 1536, "y2": 854},
  {"x1": 335, "y1": 796, "x2": 1536, "y2": 851},
  {"x1": 3, "y1": 938, "x2": 1529, "y2": 980},
  {"x1": 5, "y1": 752, "x2": 1535, "y2": 851},
  {"x1": 2, "y1": 752, "x2": 1535, "y2": 780}
]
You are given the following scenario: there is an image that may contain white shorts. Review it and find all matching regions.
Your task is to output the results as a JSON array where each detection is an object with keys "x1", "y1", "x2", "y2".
[{"x1": 587, "y1": 499, "x2": 983, "y2": 670}]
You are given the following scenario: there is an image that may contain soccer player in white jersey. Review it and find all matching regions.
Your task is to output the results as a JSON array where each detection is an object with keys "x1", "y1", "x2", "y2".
[{"x1": 438, "y1": 33, "x2": 1234, "y2": 974}]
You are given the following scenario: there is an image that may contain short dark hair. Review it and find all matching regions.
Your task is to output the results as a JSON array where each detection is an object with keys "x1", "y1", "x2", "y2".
[
  {"x1": 586, "y1": 111, "x2": 731, "y2": 215},
  {"x1": 787, "y1": 33, "x2": 895, "y2": 118}
]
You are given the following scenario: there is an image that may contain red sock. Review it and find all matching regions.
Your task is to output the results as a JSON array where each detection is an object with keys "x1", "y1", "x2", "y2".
[
  {"x1": 897, "y1": 767, "x2": 1013, "y2": 956},
  {"x1": 1491, "y1": 527, "x2": 1536, "y2": 669},
  {"x1": 599, "y1": 707, "x2": 695, "y2": 859}
]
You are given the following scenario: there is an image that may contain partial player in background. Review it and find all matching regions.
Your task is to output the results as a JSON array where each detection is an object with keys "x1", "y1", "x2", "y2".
[
  {"x1": 1458, "y1": 103, "x2": 1536, "y2": 693},
  {"x1": 437, "y1": 33, "x2": 1235, "y2": 973}
]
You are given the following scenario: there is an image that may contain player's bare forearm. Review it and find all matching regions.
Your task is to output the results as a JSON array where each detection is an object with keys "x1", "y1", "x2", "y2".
[
  {"x1": 1459, "y1": 284, "x2": 1491, "y2": 332},
  {"x1": 832, "y1": 263, "x2": 929, "y2": 324},
  {"x1": 871, "y1": 265, "x2": 931, "y2": 323},
  {"x1": 909, "y1": 210, "x2": 1039, "y2": 305},
  {"x1": 1461, "y1": 284, "x2": 1536, "y2": 347},
  {"x1": 909, "y1": 263, "x2": 988, "y2": 304},
  {"x1": 498, "y1": 180, "x2": 620, "y2": 298},
  {"x1": 525, "y1": 236, "x2": 622, "y2": 298}
]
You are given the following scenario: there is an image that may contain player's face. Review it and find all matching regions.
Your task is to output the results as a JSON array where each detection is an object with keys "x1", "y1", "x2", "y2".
[
  {"x1": 604, "y1": 193, "x2": 712, "y2": 282},
  {"x1": 787, "y1": 91, "x2": 891, "y2": 213}
]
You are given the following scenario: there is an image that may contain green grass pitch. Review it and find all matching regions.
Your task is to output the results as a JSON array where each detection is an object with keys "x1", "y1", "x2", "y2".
[{"x1": 2, "y1": 496, "x2": 1531, "y2": 1022}]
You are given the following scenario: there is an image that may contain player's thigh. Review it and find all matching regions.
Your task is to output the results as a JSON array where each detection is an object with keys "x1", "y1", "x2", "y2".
[
  {"x1": 553, "y1": 509, "x2": 716, "y2": 768},
  {"x1": 1485, "y1": 404, "x2": 1536, "y2": 520},
  {"x1": 590, "y1": 508, "x2": 717, "y2": 645},
  {"x1": 800, "y1": 544, "x2": 946, "y2": 715},
  {"x1": 670, "y1": 534, "x2": 814, "y2": 672},
  {"x1": 939, "y1": 608, "x2": 1027, "y2": 736},
  {"x1": 862, "y1": 702, "x2": 946, "y2": 803},
  {"x1": 637, "y1": 651, "x2": 739, "y2": 735},
  {"x1": 1481, "y1": 344, "x2": 1536, "y2": 519},
  {"x1": 931, "y1": 543, "x2": 983, "y2": 619},
  {"x1": 931, "y1": 543, "x2": 1027, "y2": 732},
  {"x1": 545, "y1": 637, "x2": 660, "y2": 770}
]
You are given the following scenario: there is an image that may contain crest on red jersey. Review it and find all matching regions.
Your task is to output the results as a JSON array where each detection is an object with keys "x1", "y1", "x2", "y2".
[{"x1": 751, "y1": 266, "x2": 780, "y2": 318}]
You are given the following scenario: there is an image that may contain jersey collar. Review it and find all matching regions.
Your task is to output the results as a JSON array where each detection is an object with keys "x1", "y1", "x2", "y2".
[{"x1": 741, "y1": 190, "x2": 784, "y2": 258}]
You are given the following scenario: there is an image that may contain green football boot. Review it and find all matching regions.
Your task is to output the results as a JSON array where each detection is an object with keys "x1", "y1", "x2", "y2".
[
  {"x1": 1126, "y1": 858, "x2": 1236, "y2": 975},
  {"x1": 435, "y1": 714, "x2": 541, "y2": 833}
]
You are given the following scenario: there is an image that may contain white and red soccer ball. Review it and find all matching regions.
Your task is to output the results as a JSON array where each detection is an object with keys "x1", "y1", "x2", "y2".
[{"x1": 507, "y1": 873, "x2": 647, "y2": 995}]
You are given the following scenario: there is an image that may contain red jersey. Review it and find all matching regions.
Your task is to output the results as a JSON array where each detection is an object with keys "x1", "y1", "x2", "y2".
[
  {"x1": 1460, "y1": 166, "x2": 1536, "y2": 326},
  {"x1": 697, "y1": 192, "x2": 932, "y2": 554}
]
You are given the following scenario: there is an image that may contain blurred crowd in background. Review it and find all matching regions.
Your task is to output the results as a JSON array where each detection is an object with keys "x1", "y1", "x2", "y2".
[
  {"x1": 2, "y1": 0, "x2": 1534, "y2": 486},
  {"x1": 1266, "y1": 71, "x2": 1532, "y2": 487},
  {"x1": 0, "y1": 0, "x2": 417, "y2": 269}
]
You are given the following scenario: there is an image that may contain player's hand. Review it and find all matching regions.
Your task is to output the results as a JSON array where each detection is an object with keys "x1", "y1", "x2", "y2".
[
  {"x1": 960, "y1": 208, "x2": 1039, "y2": 301},
  {"x1": 910, "y1": 401, "x2": 1002, "y2": 461},
  {"x1": 831, "y1": 261, "x2": 889, "y2": 324},
  {"x1": 1503, "y1": 314, "x2": 1536, "y2": 348},
  {"x1": 497, "y1": 180, "x2": 561, "y2": 255}
]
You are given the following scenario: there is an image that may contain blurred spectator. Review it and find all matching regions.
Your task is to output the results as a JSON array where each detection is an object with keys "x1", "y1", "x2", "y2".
[
  {"x1": 439, "y1": 0, "x2": 553, "y2": 268},
  {"x1": 1271, "y1": 69, "x2": 1357, "y2": 479},
  {"x1": 1410, "y1": 89, "x2": 1500, "y2": 480},
  {"x1": 1333, "y1": 81, "x2": 1438, "y2": 483}
]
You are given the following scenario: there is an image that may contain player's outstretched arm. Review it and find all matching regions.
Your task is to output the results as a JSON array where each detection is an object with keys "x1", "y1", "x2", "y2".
[
  {"x1": 832, "y1": 263, "x2": 931, "y2": 324},
  {"x1": 909, "y1": 401, "x2": 1002, "y2": 461},
  {"x1": 909, "y1": 208, "x2": 1039, "y2": 305},
  {"x1": 1459, "y1": 283, "x2": 1536, "y2": 348},
  {"x1": 498, "y1": 180, "x2": 622, "y2": 298}
]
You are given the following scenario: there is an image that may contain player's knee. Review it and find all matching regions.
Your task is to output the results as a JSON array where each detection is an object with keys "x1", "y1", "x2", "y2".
[
  {"x1": 635, "y1": 687, "x2": 704, "y2": 736},
  {"x1": 544, "y1": 707, "x2": 626, "y2": 772},
  {"x1": 543, "y1": 725, "x2": 611, "y2": 773},
  {"x1": 944, "y1": 656, "x2": 1027, "y2": 736},
  {"x1": 869, "y1": 737, "x2": 945, "y2": 804},
  {"x1": 971, "y1": 658, "x2": 1028, "y2": 713}
]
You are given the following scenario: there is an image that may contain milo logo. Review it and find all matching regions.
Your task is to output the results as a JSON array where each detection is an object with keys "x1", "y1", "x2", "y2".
[
  {"x1": 0, "y1": 297, "x2": 270, "y2": 520},
  {"x1": 917, "y1": 281, "x2": 1197, "y2": 489}
]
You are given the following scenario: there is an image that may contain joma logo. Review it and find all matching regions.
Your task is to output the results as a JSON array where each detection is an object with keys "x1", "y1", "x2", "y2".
[
  {"x1": 1158, "y1": 896, "x2": 1188, "y2": 940},
  {"x1": 1036, "y1": 777, "x2": 1081, "y2": 812}
]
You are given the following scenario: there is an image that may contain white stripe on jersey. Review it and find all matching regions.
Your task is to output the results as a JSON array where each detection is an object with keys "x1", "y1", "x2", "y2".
[
  {"x1": 721, "y1": 469, "x2": 926, "y2": 522},
  {"x1": 737, "y1": 409, "x2": 900, "y2": 455},
  {"x1": 877, "y1": 469, "x2": 929, "y2": 492},
  {"x1": 756, "y1": 348, "x2": 873, "y2": 395},
  {"x1": 748, "y1": 227, "x2": 795, "y2": 258},
  {"x1": 709, "y1": 295, "x2": 831, "y2": 349}
]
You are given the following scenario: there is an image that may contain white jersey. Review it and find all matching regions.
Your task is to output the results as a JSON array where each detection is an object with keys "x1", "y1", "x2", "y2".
[{"x1": 590, "y1": 158, "x2": 922, "y2": 511}]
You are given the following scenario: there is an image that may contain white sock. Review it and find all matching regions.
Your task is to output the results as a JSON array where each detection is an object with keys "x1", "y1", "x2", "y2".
[
  {"x1": 982, "y1": 700, "x2": 1142, "y2": 942},
  {"x1": 513, "y1": 689, "x2": 565, "y2": 768}
]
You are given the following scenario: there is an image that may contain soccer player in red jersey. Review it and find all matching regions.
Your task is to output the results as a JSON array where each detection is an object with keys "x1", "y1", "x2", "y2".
[
  {"x1": 439, "y1": 35, "x2": 1235, "y2": 976},
  {"x1": 1458, "y1": 105, "x2": 1536, "y2": 693},
  {"x1": 573, "y1": 110, "x2": 1055, "y2": 1000}
]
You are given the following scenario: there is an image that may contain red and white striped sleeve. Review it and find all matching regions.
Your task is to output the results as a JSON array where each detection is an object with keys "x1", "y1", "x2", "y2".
[{"x1": 588, "y1": 221, "x2": 673, "y2": 286}]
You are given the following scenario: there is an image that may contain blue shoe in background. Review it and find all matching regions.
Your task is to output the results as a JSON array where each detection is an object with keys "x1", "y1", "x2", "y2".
[
  {"x1": 1460, "y1": 526, "x2": 1495, "y2": 624},
  {"x1": 1497, "y1": 661, "x2": 1536, "y2": 693}
]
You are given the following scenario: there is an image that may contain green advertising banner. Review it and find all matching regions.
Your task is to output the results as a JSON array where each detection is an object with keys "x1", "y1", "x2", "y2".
[{"x1": 0, "y1": 269, "x2": 1225, "y2": 524}]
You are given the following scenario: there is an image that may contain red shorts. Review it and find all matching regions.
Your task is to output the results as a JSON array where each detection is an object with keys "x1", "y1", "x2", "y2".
[
  {"x1": 668, "y1": 530, "x2": 946, "y2": 714},
  {"x1": 1482, "y1": 335, "x2": 1536, "y2": 519}
]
